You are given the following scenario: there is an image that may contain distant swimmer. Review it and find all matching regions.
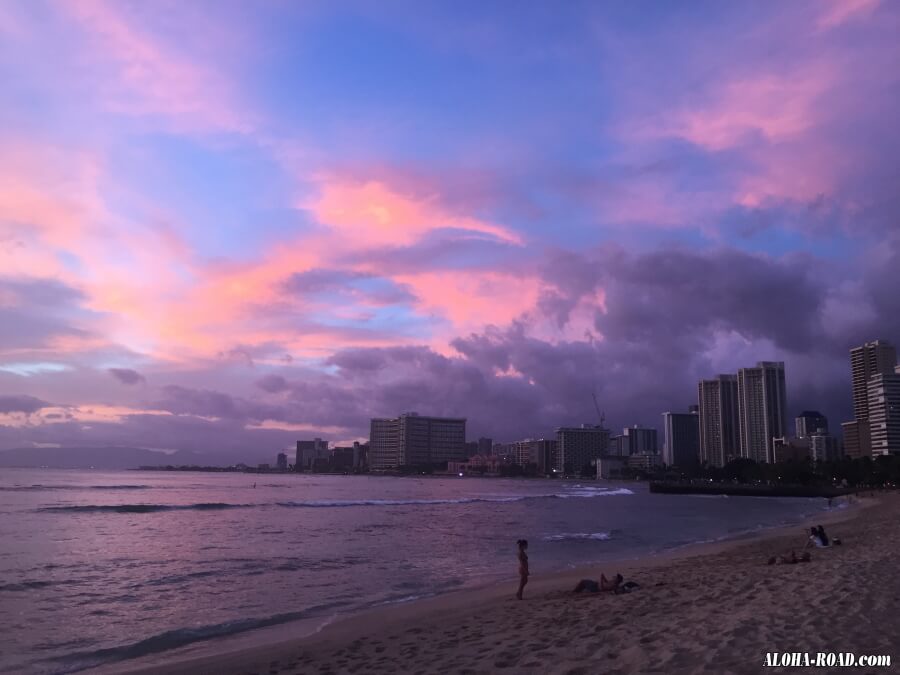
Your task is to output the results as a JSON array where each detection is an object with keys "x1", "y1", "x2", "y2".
[{"x1": 516, "y1": 539, "x2": 529, "y2": 600}]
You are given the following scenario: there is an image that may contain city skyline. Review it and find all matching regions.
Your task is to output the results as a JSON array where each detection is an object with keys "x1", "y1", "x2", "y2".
[{"x1": 2, "y1": 2, "x2": 900, "y2": 460}]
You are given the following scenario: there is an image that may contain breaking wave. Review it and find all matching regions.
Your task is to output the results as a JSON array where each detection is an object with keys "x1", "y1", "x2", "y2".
[
  {"x1": 275, "y1": 488, "x2": 633, "y2": 509},
  {"x1": 543, "y1": 531, "x2": 612, "y2": 542},
  {"x1": 36, "y1": 487, "x2": 634, "y2": 514},
  {"x1": 38, "y1": 503, "x2": 249, "y2": 514}
]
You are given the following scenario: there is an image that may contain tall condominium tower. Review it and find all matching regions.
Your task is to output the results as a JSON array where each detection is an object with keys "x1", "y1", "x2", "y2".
[
  {"x1": 662, "y1": 408, "x2": 700, "y2": 467},
  {"x1": 844, "y1": 339, "x2": 897, "y2": 457},
  {"x1": 867, "y1": 367, "x2": 900, "y2": 456},
  {"x1": 737, "y1": 361, "x2": 787, "y2": 463},
  {"x1": 698, "y1": 375, "x2": 739, "y2": 468},
  {"x1": 850, "y1": 340, "x2": 897, "y2": 421},
  {"x1": 368, "y1": 412, "x2": 466, "y2": 469}
]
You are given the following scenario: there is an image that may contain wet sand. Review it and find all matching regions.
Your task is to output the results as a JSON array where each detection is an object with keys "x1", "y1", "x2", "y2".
[{"x1": 92, "y1": 493, "x2": 895, "y2": 675}]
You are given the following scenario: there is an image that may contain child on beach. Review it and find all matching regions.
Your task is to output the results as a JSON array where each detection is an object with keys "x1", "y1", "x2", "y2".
[{"x1": 516, "y1": 539, "x2": 529, "y2": 600}]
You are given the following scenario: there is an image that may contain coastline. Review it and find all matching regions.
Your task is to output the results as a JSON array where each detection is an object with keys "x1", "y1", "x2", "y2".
[{"x1": 87, "y1": 493, "x2": 882, "y2": 675}]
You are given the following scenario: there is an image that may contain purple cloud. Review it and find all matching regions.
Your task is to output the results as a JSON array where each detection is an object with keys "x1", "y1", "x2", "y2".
[
  {"x1": 0, "y1": 395, "x2": 51, "y2": 414},
  {"x1": 108, "y1": 368, "x2": 145, "y2": 385},
  {"x1": 256, "y1": 374, "x2": 289, "y2": 393}
]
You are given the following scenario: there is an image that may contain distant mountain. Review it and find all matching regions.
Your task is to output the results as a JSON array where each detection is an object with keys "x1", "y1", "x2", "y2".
[{"x1": 0, "y1": 446, "x2": 203, "y2": 469}]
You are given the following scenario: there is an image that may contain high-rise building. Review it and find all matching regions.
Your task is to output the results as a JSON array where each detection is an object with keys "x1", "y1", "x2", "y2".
[
  {"x1": 556, "y1": 424, "x2": 610, "y2": 474},
  {"x1": 608, "y1": 434, "x2": 628, "y2": 456},
  {"x1": 698, "y1": 374, "x2": 739, "y2": 468},
  {"x1": 622, "y1": 426, "x2": 657, "y2": 454},
  {"x1": 850, "y1": 340, "x2": 897, "y2": 421},
  {"x1": 810, "y1": 432, "x2": 841, "y2": 462},
  {"x1": 510, "y1": 438, "x2": 557, "y2": 473},
  {"x1": 795, "y1": 410, "x2": 828, "y2": 438},
  {"x1": 841, "y1": 420, "x2": 871, "y2": 459},
  {"x1": 843, "y1": 339, "x2": 897, "y2": 457},
  {"x1": 477, "y1": 437, "x2": 493, "y2": 455},
  {"x1": 276, "y1": 452, "x2": 288, "y2": 471},
  {"x1": 368, "y1": 412, "x2": 466, "y2": 469},
  {"x1": 867, "y1": 371, "x2": 900, "y2": 456},
  {"x1": 662, "y1": 408, "x2": 700, "y2": 467},
  {"x1": 296, "y1": 438, "x2": 328, "y2": 471},
  {"x1": 772, "y1": 436, "x2": 811, "y2": 463},
  {"x1": 737, "y1": 361, "x2": 787, "y2": 463}
]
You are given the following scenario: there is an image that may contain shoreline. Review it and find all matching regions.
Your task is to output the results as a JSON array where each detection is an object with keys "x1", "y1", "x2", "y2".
[{"x1": 87, "y1": 493, "x2": 875, "y2": 675}]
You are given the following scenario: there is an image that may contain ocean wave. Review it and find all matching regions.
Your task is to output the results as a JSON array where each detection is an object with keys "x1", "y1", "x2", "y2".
[
  {"x1": 0, "y1": 580, "x2": 57, "y2": 592},
  {"x1": 276, "y1": 488, "x2": 634, "y2": 509},
  {"x1": 1, "y1": 484, "x2": 150, "y2": 492},
  {"x1": 51, "y1": 601, "x2": 353, "y2": 671},
  {"x1": 35, "y1": 487, "x2": 633, "y2": 514},
  {"x1": 38, "y1": 503, "x2": 249, "y2": 514},
  {"x1": 543, "y1": 531, "x2": 612, "y2": 542}
]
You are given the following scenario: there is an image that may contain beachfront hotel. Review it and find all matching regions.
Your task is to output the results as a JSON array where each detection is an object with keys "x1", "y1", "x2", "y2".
[
  {"x1": 737, "y1": 361, "x2": 788, "y2": 464},
  {"x1": 867, "y1": 367, "x2": 900, "y2": 456},
  {"x1": 698, "y1": 375, "x2": 739, "y2": 468},
  {"x1": 368, "y1": 412, "x2": 466, "y2": 469},
  {"x1": 843, "y1": 340, "x2": 898, "y2": 457},
  {"x1": 555, "y1": 424, "x2": 610, "y2": 474},
  {"x1": 662, "y1": 407, "x2": 700, "y2": 467}
]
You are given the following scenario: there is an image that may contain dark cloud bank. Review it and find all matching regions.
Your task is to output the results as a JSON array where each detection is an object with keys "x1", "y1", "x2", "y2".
[{"x1": 3, "y1": 240, "x2": 899, "y2": 460}]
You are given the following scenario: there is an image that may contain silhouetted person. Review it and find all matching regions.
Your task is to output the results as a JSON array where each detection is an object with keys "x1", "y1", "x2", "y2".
[
  {"x1": 573, "y1": 573, "x2": 624, "y2": 593},
  {"x1": 516, "y1": 539, "x2": 529, "y2": 600},
  {"x1": 806, "y1": 526, "x2": 825, "y2": 548}
]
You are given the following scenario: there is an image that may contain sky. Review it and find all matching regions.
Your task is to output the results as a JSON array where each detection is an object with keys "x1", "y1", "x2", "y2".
[{"x1": 1, "y1": 0, "x2": 899, "y2": 459}]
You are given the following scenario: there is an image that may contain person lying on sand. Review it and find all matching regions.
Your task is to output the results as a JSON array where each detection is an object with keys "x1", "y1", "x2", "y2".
[
  {"x1": 572, "y1": 574, "x2": 639, "y2": 594},
  {"x1": 573, "y1": 574, "x2": 621, "y2": 593},
  {"x1": 767, "y1": 551, "x2": 811, "y2": 565}
]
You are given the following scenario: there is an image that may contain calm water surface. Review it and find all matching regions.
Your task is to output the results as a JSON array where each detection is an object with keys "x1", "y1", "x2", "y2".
[{"x1": 0, "y1": 468, "x2": 835, "y2": 673}]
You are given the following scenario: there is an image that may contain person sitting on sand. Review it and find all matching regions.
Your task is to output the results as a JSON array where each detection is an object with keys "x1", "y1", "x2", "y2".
[
  {"x1": 516, "y1": 539, "x2": 529, "y2": 600},
  {"x1": 806, "y1": 526, "x2": 826, "y2": 548},
  {"x1": 816, "y1": 525, "x2": 841, "y2": 546}
]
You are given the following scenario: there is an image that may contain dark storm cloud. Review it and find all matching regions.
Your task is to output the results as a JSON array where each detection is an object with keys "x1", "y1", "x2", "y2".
[
  {"x1": 0, "y1": 395, "x2": 51, "y2": 414},
  {"x1": 108, "y1": 368, "x2": 145, "y2": 385},
  {"x1": 597, "y1": 247, "x2": 824, "y2": 352}
]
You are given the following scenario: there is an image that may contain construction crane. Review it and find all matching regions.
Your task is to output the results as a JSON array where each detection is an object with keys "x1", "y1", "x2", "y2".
[{"x1": 592, "y1": 389, "x2": 606, "y2": 428}]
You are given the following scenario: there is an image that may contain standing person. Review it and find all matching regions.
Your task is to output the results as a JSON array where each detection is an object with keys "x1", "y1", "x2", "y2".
[{"x1": 516, "y1": 539, "x2": 529, "y2": 600}]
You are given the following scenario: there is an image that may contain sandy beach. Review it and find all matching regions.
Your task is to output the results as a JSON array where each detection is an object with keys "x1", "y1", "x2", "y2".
[{"x1": 93, "y1": 493, "x2": 896, "y2": 675}]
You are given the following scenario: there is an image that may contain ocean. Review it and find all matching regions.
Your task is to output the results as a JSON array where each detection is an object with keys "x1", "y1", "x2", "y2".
[{"x1": 0, "y1": 468, "x2": 837, "y2": 674}]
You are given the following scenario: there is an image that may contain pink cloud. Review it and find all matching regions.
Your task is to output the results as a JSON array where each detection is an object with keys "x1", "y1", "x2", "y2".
[
  {"x1": 652, "y1": 66, "x2": 834, "y2": 152},
  {"x1": 62, "y1": 0, "x2": 255, "y2": 133},
  {"x1": 817, "y1": 0, "x2": 880, "y2": 30},
  {"x1": 305, "y1": 178, "x2": 524, "y2": 247}
]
